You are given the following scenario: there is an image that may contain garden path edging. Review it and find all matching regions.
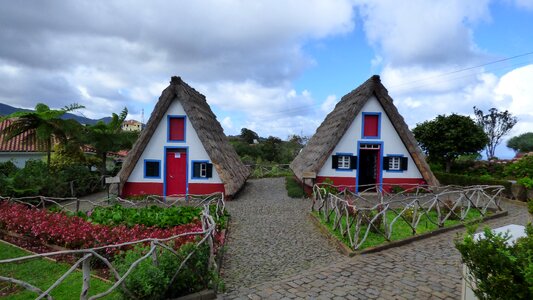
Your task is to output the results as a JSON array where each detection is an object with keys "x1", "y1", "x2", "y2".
[{"x1": 309, "y1": 210, "x2": 509, "y2": 256}]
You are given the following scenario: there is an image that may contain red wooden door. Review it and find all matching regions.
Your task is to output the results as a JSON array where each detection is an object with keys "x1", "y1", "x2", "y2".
[{"x1": 166, "y1": 149, "x2": 187, "y2": 196}]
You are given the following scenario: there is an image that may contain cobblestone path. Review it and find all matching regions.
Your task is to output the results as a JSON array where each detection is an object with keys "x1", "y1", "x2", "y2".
[
  {"x1": 219, "y1": 178, "x2": 343, "y2": 292},
  {"x1": 218, "y1": 178, "x2": 530, "y2": 299}
]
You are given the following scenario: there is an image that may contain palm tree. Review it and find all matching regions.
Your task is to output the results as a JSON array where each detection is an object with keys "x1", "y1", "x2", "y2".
[
  {"x1": 83, "y1": 107, "x2": 138, "y2": 176},
  {"x1": 0, "y1": 103, "x2": 85, "y2": 169}
]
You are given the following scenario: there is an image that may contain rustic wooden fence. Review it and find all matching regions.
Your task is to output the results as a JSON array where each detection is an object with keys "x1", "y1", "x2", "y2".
[
  {"x1": 0, "y1": 193, "x2": 225, "y2": 299},
  {"x1": 247, "y1": 164, "x2": 292, "y2": 178},
  {"x1": 312, "y1": 183, "x2": 505, "y2": 250}
]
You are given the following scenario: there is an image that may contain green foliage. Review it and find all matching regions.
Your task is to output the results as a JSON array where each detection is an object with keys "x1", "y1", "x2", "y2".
[
  {"x1": 391, "y1": 185, "x2": 405, "y2": 194},
  {"x1": 87, "y1": 205, "x2": 202, "y2": 228},
  {"x1": 473, "y1": 106, "x2": 517, "y2": 159},
  {"x1": 517, "y1": 177, "x2": 533, "y2": 190},
  {"x1": 82, "y1": 107, "x2": 138, "y2": 176},
  {"x1": 434, "y1": 172, "x2": 512, "y2": 198},
  {"x1": 320, "y1": 178, "x2": 339, "y2": 196},
  {"x1": 230, "y1": 129, "x2": 306, "y2": 165},
  {"x1": 412, "y1": 114, "x2": 488, "y2": 172},
  {"x1": 0, "y1": 102, "x2": 85, "y2": 168},
  {"x1": 240, "y1": 128, "x2": 259, "y2": 144},
  {"x1": 114, "y1": 243, "x2": 211, "y2": 299},
  {"x1": 449, "y1": 160, "x2": 507, "y2": 179},
  {"x1": 0, "y1": 160, "x2": 18, "y2": 176},
  {"x1": 504, "y1": 155, "x2": 533, "y2": 179},
  {"x1": 0, "y1": 160, "x2": 101, "y2": 197},
  {"x1": 507, "y1": 132, "x2": 533, "y2": 153},
  {"x1": 0, "y1": 241, "x2": 118, "y2": 299},
  {"x1": 286, "y1": 176, "x2": 305, "y2": 198},
  {"x1": 455, "y1": 226, "x2": 533, "y2": 299}
]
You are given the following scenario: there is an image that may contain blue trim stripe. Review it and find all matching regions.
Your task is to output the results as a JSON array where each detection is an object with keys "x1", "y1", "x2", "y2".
[{"x1": 361, "y1": 112, "x2": 381, "y2": 139}]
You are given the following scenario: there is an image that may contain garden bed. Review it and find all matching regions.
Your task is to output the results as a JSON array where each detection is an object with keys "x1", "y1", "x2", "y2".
[
  {"x1": 0, "y1": 198, "x2": 228, "y2": 299},
  {"x1": 310, "y1": 209, "x2": 508, "y2": 256}
]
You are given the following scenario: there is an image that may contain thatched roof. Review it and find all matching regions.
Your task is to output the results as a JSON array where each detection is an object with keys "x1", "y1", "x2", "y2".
[
  {"x1": 117, "y1": 76, "x2": 250, "y2": 197},
  {"x1": 290, "y1": 75, "x2": 439, "y2": 186}
]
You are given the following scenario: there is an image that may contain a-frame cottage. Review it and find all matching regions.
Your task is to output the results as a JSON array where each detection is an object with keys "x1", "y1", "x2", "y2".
[
  {"x1": 290, "y1": 75, "x2": 438, "y2": 192},
  {"x1": 117, "y1": 76, "x2": 250, "y2": 198}
]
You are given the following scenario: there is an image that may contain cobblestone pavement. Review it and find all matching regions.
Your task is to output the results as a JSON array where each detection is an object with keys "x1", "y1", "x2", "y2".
[
  {"x1": 218, "y1": 179, "x2": 530, "y2": 299},
  {"x1": 219, "y1": 178, "x2": 343, "y2": 292}
]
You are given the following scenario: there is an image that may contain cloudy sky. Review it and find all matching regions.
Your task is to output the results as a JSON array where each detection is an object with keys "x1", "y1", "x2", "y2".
[{"x1": 1, "y1": 0, "x2": 532, "y2": 158}]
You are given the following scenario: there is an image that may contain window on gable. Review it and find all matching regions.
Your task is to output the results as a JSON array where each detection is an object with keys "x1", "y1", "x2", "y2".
[
  {"x1": 384, "y1": 156, "x2": 408, "y2": 172},
  {"x1": 192, "y1": 161, "x2": 213, "y2": 179},
  {"x1": 169, "y1": 116, "x2": 185, "y2": 141},
  {"x1": 144, "y1": 160, "x2": 160, "y2": 178},
  {"x1": 363, "y1": 113, "x2": 380, "y2": 138},
  {"x1": 332, "y1": 155, "x2": 357, "y2": 170}
]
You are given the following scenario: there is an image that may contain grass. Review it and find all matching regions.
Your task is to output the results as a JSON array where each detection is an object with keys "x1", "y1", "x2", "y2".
[
  {"x1": 314, "y1": 208, "x2": 485, "y2": 250},
  {"x1": 0, "y1": 241, "x2": 119, "y2": 299},
  {"x1": 285, "y1": 176, "x2": 305, "y2": 198}
]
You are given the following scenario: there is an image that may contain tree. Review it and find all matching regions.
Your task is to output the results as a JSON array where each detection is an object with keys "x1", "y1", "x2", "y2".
[
  {"x1": 507, "y1": 132, "x2": 533, "y2": 153},
  {"x1": 0, "y1": 103, "x2": 85, "y2": 169},
  {"x1": 473, "y1": 107, "x2": 517, "y2": 159},
  {"x1": 412, "y1": 114, "x2": 488, "y2": 172},
  {"x1": 82, "y1": 108, "x2": 138, "y2": 176},
  {"x1": 240, "y1": 128, "x2": 259, "y2": 144}
]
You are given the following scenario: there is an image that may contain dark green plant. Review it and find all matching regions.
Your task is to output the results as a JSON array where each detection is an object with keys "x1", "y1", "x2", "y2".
[
  {"x1": 412, "y1": 114, "x2": 488, "y2": 172},
  {"x1": 504, "y1": 155, "x2": 533, "y2": 179},
  {"x1": 87, "y1": 205, "x2": 202, "y2": 228},
  {"x1": 0, "y1": 161, "x2": 18, "y2": 176},
  {"x1": 0, "y1": 103, "x2": 84, "y2": 169},
  {"x1": 114, "y1": 242, "x2": 211, "y2": 299},
  {"x1": 507, "y1": 132, "x2": 533, "y2": 153},
  {"x1": 455, "y1": 226, "x2": 533, "y2": 299},
  {"x1": 434, "y1": 172, "x2": 512, "y2": 198},
  {"x1": 286, "y1": 176, "x2": 305, "y2": 198},
  {"x1": 391, "y1": 185, "x2": 405, "y2": 194},
  {"x1": 517, "y1": 177, "x2": 533, "y2": 190}
]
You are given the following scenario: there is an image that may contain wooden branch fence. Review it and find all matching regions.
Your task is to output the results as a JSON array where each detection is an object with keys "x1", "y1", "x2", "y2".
[
  {"x1": 0, "y1": 193, "x2": 225, "y2": 299},
  {"x1": 247, "y1": 164, "x2": 292, "y2": 178},
  {"x1": 312, "y1": 183, "x2": 505, "y2": 250}
]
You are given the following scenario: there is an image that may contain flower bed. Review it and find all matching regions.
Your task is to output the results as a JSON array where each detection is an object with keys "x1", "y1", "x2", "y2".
[{"x1": 0, "y1": 201, "x2": 202, "y2": 252}]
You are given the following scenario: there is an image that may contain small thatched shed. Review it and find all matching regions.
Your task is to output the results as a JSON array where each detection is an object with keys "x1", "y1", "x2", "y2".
[
  {"x1": 290, "y1": 75, "x2": 438, "y2": 192},
  {"x1": 117, "y1": 76, "x2": 250, "y2": 198}
]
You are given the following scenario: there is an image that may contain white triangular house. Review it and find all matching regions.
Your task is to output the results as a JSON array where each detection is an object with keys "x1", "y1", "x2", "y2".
[
  {"x1": 117, "y1": 76, "x2": 250, "y2": 198},
  {"x1": 290, "y1": 75, "x2": 438, "y2": 192}
]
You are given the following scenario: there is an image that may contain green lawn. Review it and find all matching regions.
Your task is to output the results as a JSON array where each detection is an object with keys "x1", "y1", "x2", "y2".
[
  {"x1": 314, "y1": 208, "x2": 485, "y2": 250},
  {"x1": 285, "y1": 176, "x2": 305, "y2": 198},
  {"x1": 0, "y1": 241, "x2": 119, "y2": 299}
]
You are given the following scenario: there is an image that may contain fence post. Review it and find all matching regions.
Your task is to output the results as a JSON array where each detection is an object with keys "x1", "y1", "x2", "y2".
[{"x1": 80, "y1": 255, "x2": 92, "y2": 300}]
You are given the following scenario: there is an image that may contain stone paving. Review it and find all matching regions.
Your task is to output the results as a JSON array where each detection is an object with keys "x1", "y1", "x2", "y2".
[
  {"x1": 219, "y1": 178, "x2": 343, "y2": 291},
  {"x1": 218, "y1": 178, "x2": 530, "y2": 299}
]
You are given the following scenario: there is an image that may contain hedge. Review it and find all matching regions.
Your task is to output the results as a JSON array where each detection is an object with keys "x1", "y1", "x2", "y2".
[{"x1": 434, "y1": 171, "x2": 512, "y2": 198}]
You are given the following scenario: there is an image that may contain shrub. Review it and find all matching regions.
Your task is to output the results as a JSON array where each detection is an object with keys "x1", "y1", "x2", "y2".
[
  {"x1": 391, "y1": 185, "x2": 405, "y2": 194},
  {"x1": 114, "y1": 242, "x2": 211, "y2": 299},
  {"x1": 504, "y1": 155, "x2": 533, "y2": 179},
  {"x1": 434, "y1": 172, "x2": 512, "y2": 198},
  {"x1": 285, "y1": 176, "x2": 305, "y2": 198},
  {"x1": 455, "y1": 225, "x2": 533, "y2": 299},
  {"x1": 517, "y1": 177, "x2": 533, "y2": 190},
  {"x1": 0, "y1": 160, "x2": 18, "y2": 176}
]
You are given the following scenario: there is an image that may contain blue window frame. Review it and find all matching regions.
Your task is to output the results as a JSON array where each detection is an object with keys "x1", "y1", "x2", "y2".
[
  {"x1": 332, "y1": 152, "x2": 356, "y2": 172},
  {"x1": 191, "y1": 160, "x2": 213, "y2": 179},
  {"x1": 167, "y1": 115, "x2": 186, "y2": 142},
  {"x1": 384, "y1": 154, "x2": 408, "y2": 172},
  {"x1": 361, "y1": 112, "x2": 381, "y2": 139},
  {"x1": 144, "y1": 159, "x2": 161, "y2": 179}
]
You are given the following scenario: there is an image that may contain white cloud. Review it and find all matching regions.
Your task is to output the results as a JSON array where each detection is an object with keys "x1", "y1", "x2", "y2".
[
  {"x1": 494, "y1": 64, "x2": 533, "y2": 124},
  {"x1": 512, "y1": 0, "x2": 533, "y2": 10},
  {"x1": 356, "y1": 0, "x2": 491, "y2": 67},
  {"x1": 221, "y1": 116, "x2": 233, "y2": 130},
  {"x1": 321, "y1": 95, "x2": 338, "y2": 113}
]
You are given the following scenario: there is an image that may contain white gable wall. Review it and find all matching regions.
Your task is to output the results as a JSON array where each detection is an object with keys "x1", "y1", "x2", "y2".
[
  {"x1": 128, "y1": 100, "x2": 222, "y2": 183},
  {"x1": 317, "y1": 95, "x2": 422, "y2": 179}
]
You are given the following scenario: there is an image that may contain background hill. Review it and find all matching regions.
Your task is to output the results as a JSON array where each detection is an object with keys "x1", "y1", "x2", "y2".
[{"x1": 0, "y1": 102, "x2": 111, "y2": 125}]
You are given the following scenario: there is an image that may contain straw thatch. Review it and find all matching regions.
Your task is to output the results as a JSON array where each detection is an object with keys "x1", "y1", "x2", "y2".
[
  {"x1": 117, "y1": 76, "x2": 250, "y2": 197},
  {"x1": 290, "y1": 75, "x2": 439, "y2": 186}
]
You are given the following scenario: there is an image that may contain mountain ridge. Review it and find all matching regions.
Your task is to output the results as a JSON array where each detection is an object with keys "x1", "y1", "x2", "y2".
[{"x1": 0, "y1": 102, "x2": 112, "y2": 125}]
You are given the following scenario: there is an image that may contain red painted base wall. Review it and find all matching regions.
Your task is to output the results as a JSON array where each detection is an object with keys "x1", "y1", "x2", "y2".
[
  {"x1": 314, "y1": 176, "x2": 427, "y2": 193},
  {"x1": 122, "y1": 182, "x2": 225, "y2": 197}
]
